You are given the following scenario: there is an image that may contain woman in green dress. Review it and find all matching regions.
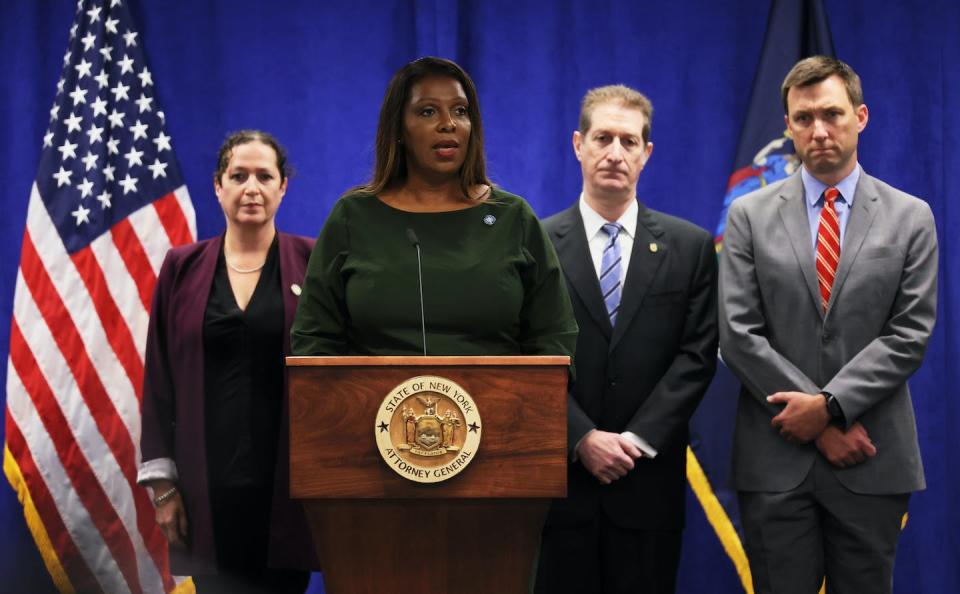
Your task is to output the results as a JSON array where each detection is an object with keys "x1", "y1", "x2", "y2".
[{"x1": 291, "y1": 56, "x2": 576, "y2": 359}]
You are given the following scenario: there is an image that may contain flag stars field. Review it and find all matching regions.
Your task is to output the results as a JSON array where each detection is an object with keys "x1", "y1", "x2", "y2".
[
  {"x1": 81, "y1": 152, "x2": 98, "y2": 171},
  {"x1": 118, "y1": 54, "x2": 134, "y2": 74},
  {"x1": 118, "y1": 173, "x2": 138, "y2": 194},
  {"x1": 123, "y1": 146, "x2": 143, "y2": 168},
  {"x1": 71, "y1": 203, "x2": 91, "y2": 225},
  {"x1": 107, "y1": 108, "x2": 124, "y2": 128},
  {"x1": 147, "y1": 159, "x2": 167, "y2": 179},
  {"x1": 58, "y1": 139, "x2": 78, "y2": 161},
  {"x1": 91, "y1": 96, "x2": 107, "y2": 117},
  {"x1": 110, "y1": 80, "x2": 129, "y2": 102},
  {"x1": 69, "y1": 87, "x2": 88, "y2": 106},
  {"x1": 77, "y1": 178, "x2": 94, "y2": 199},
  {"x1": 30, "y1": 0, "x2": 190, "y2": 241},
  {"x1": 74, "y1": 58, "x2": 92, "y2": 79},
  {"x1": 96, "y1": 189, "x2": 112, "y2": 209},
  {"x1": 134, "y1": 94, "x2": 152, "y2": 113},
  {"x1": 31, "y1": 0, "x2": 184, "y2": 247},
  {"x1": 64, "y1": 112, "x2": 83, "y2": 132},
  {"x1": 153, "y1": 131, "x2": 170, "y2": 152},
  {"x1": 137, "y1": 67, "x2": 151, "y2": 87},
  {"x1": 80, "y1": 32, "x2": 96, "y2": 51},
  {"x1": 86, "y1": 124, "x2": 103, "y2": 144},
  {"x1": 94, "y1": 69, "x2": 109, "y2": 89},
  {"x1": 53, "y1": 167, "x2": 72, "y2": 187},
  {"x1": 129, "y1": 120, "x2": 148, "y2": 141}
]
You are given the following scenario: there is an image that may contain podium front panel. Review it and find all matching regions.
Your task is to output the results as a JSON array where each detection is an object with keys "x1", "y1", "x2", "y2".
[{"x1": 287, "y1": 356, "x2": 568, "y2": 499}]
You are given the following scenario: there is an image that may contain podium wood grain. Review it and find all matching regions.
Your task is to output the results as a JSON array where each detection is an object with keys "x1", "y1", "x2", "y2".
[
  {"x1": 287, "y1": 356, "x2": 569, "y2": 594},
  {"x1": 303, "y1": 500, "x2": 547, "y2": 594}
]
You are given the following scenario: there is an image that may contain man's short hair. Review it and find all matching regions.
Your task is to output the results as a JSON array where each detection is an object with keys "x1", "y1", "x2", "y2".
[
  {"x1": 579, "y1": 85, "x2": 653, "y2": 143},
  {"x1": 781, "y1": 55, "x2": 864, "y2": 113}
]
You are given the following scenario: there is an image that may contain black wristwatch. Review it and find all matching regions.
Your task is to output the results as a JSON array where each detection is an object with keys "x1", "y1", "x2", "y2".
[{"x1": 822, "y1": 392, "x2": 844, "y2": 423}]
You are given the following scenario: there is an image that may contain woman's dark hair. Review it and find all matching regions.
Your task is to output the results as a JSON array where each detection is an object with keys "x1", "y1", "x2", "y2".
[
  {"x1": 214, "y1": 129, "x2": 291, "y2": 185},
  {"x1": 354, "y1": 57, "x2": 491, "y2": 199}
]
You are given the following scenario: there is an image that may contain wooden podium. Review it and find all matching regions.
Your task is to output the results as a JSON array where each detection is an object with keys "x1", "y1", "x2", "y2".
[{"x1": 286, "y1": 356, "x2": 569, "y2": 594}]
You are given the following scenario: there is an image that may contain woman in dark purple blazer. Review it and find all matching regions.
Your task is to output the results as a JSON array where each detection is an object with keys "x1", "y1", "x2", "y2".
[{"x1": 137, "y1": 131, "x2": 319, "y2": 592}]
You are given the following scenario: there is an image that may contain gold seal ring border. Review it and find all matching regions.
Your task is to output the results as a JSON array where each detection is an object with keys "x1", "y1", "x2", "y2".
[{"x1": 375, "y1": 375, "x2": 482, "y2": 484}]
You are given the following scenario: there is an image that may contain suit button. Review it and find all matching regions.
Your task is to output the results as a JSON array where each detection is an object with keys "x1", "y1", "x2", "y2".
[
  {"x1": 823, "y1": 330, "x2": 833, "y2": 341},
  {"x1": 609, "y1": 380, "x2": 617, "y2": 388}
]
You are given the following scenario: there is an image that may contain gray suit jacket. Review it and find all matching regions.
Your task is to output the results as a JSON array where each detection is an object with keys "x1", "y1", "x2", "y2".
[{"x1": 718, "y1": 170, "x2": 937, "y2": 495}]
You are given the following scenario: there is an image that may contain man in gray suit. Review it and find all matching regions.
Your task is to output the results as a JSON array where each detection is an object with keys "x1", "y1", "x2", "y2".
[{"x1": 719, "y1": 56, "x2": 938, "y2": 594}]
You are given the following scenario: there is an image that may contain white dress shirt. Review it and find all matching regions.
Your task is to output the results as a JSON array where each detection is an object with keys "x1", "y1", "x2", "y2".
[{"x1": 577, "y1": 195, "x2": 658, "y2": 459}]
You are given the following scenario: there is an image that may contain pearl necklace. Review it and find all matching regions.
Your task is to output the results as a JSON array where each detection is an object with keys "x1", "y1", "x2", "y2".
[{"x1": 226, "y1": 258, "x2": 265, "y2": 274}]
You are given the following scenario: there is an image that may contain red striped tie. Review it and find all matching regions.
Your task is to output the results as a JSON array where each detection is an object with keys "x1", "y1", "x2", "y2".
[{"x1": 816, "y1": 187, "x2": 841, "y2": 312}]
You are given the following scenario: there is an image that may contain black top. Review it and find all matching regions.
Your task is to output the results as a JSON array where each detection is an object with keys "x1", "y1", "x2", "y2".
[{"x1": 203, "y1": 236, "x2": 284, "y2": 487}]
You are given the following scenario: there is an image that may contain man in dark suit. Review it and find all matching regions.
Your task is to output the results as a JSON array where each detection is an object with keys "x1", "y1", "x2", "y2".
[
  {"x1": 719, "y1": 56, "x2": 938, "y2": 594},
  {"x1": 535, "y1": 85, "x2": 718, "y2": 594}
]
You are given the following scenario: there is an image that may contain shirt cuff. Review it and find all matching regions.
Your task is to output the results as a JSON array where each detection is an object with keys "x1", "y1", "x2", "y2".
[
  {"x1": 621, "y1": 431, "x2": 658, "y2": 458},
  {"x1": 137, "y1": 458, "x2": 178, "y2": 485}
]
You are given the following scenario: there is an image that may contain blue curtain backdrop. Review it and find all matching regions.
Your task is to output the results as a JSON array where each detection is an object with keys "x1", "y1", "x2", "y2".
[{"x1": 1, "y1": 1, "x2": 957, "y2": 592}]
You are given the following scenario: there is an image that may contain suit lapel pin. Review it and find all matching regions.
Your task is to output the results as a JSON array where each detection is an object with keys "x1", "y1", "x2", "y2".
[
  {"x1": 290, "y1": 283, "x2": 302, "y2": 296},
  {"x1": 649, "y1": 242, "x2": 658, "y2": 253},
  {"x1": 482, "y1": 214, "x2": 496, "y2": 226}
]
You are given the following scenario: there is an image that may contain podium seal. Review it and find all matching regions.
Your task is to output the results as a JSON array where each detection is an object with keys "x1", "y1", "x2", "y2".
[{"x1": 375, "y1": 375, "x2": 482, "y2": 483}]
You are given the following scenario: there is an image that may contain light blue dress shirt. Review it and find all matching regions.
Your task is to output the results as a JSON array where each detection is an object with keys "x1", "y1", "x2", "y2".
[{"x1": 801, "y1": 164, "x2": 861, "y2": 257}]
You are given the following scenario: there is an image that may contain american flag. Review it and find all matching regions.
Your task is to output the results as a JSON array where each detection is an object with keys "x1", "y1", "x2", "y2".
[{"x1": 4, "y1": 0, "x2": 195, "y2": 592}]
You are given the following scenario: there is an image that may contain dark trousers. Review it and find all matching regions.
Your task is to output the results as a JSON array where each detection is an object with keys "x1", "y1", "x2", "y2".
[
  {"x1": 192, "y1": 485, "x2": 310, "y2": 594},
  {"x1": 534, "y1": 512, "x2": 682, "y2": 594},
  {"x1": 739, "y1": 456, "x2": 909, "y2": 594}
]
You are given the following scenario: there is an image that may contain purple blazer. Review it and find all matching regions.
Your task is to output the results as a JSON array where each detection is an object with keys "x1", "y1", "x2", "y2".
[{"x1": 140, "y1": 232, "x2": 320, "y2": 575}]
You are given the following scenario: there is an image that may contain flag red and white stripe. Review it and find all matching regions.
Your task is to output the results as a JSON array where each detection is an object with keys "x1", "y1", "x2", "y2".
[{"x1": 4, "y1": 1, "x2": 196, "y2": 592}]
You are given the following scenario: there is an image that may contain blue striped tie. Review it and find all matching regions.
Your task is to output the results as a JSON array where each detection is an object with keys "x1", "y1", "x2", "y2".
[{"x1": 600, "y1": 223, "x2": 623, "y2": 325}]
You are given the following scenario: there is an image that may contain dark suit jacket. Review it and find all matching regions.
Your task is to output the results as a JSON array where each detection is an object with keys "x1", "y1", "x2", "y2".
[
  {"x1": 543, "y1": 202, "x2": 718, "y2": 530},
  {"x1": 139, "y1": 232, "x2": 319, "y2": 574}
]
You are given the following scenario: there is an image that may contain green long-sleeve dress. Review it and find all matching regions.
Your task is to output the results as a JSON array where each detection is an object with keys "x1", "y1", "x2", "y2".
[{"x1": 291, "y1": 188, "x2": 577, "y2": 358}]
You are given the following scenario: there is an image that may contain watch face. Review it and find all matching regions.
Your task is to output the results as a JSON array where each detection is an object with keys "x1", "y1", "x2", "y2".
[{"x1": 826, "y1": 396, "x2": 843, "y2": 419}]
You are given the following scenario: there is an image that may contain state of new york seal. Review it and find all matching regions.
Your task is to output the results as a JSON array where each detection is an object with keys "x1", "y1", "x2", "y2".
[{"x1": 375, "y1": 375, "x2": 482, "y2": 483}]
